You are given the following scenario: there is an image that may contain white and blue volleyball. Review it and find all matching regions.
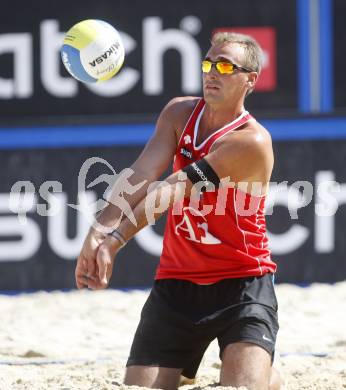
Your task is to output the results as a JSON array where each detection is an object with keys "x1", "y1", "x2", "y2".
[{"x1": 61, "y1": 19, "x2": 125, "y2": 83}]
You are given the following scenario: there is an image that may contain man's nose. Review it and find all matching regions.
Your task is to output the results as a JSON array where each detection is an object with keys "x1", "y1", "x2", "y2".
[{"x1": 205, "y1": 70, "x2": 218, "y2": 80}]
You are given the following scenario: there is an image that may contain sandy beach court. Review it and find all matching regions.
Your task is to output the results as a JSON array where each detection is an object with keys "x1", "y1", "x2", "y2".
[{"x1": 0, "y1": 282, "x2": 345, "y2": 390}]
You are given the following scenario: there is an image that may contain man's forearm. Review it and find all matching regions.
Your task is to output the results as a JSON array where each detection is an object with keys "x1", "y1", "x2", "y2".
[
  {"x1": 93, "y1": 168, "x2": 158, "y2": 234},
  {"x1": 114, "y1": 180, "x2": 184, "y2": 243}
]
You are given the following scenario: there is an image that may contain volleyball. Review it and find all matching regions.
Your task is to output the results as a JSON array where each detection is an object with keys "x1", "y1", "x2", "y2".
[{"x1": 61, "y1": 19, "x2": 125, "y2": 83}]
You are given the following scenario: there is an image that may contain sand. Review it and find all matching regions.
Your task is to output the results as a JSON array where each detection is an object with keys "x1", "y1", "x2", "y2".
[{"x1": 0, "y1": 282, "x2": 345, "y2": 390}]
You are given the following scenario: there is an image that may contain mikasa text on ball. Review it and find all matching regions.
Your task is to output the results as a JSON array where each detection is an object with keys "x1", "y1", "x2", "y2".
[{"x1": 61, "y1": 19, "x2": 124, "y2": 83}]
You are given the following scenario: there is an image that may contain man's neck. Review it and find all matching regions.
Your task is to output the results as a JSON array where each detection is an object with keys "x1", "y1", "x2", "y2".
[{"x1": 202, "y1": 100, "x2": 246, "y2": 133}]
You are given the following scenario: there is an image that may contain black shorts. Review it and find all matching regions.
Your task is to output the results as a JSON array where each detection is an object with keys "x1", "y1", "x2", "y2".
[{"x1": 126, "y1": 273, "x2": 279, "y2": 379}]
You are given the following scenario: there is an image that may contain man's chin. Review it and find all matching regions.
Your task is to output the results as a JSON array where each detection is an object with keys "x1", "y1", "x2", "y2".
[{"x1": 203, "y1": 91, "x2": 223, "y2": 103}]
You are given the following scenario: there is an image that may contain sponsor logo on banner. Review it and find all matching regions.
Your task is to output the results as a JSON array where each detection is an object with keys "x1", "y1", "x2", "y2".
[
  {"x1": 0, "y1": 19, "x2": 278, "y2": 100},
  {"x1": 2, "y1": 166, "x2": 345, "y2": 262},
  {"x1": 0, "y1": 17, "x2": 202, "y2": 99}
]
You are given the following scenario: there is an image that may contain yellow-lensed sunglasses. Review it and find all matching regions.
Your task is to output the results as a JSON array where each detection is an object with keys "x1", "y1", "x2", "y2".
[{"x1": 202, "y1": 60, "x2": 253, "y2": 75}]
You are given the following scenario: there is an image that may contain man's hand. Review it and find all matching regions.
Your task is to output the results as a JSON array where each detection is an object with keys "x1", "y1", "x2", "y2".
[
  {"x1": 75, "y1": 228, "x2": 104, "y2": 289},
  {"x1": 95, "y1": 236, "x2": 122, "y2": 288},
  {"x1": 75, "y1": 228, "x2": 122, "y2": 290}
]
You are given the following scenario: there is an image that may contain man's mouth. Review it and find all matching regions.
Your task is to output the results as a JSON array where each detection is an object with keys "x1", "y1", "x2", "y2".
[{"x1": 205, "y1": 84, "x2": 220, "y2": 90}]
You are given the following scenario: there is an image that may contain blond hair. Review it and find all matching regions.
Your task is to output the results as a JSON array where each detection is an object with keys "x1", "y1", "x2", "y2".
[{"x1": 211, "y1": 31, "x2": 264, "y2": 74}]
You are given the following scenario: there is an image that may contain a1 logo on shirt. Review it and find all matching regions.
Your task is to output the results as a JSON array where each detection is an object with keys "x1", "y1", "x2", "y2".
[{"x1": 175, "y1": 207, "x2": 221, "y2": 245}]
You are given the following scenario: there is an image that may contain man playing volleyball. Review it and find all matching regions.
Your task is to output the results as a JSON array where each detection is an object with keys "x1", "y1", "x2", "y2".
[{"x1": 76, "y1": 32, "x2": 282, "y2": 390}]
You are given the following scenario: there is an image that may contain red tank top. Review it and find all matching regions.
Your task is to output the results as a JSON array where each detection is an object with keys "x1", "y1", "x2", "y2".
[{"x1": 156, "y1": 98, "x2": 276, "y2": 283}]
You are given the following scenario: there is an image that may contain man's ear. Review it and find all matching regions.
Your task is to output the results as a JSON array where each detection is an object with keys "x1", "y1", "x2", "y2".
[{"x1": 247, "y1": 72, "x2": 258, "y2": 90}]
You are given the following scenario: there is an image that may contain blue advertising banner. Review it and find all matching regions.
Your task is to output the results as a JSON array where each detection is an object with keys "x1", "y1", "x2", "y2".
[{"x1": 0, "y1": 118, "x2": 346, "y2": 289}]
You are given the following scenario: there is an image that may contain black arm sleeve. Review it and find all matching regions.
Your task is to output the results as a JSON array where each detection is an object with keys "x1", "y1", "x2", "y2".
[{"x1": 182, "y1": 158, "x2": 220, "y2": 192}]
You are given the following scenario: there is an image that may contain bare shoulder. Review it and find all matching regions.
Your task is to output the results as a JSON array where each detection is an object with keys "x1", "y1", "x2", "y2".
[
  {"x1": 164, "y1": 96, "x2": 200, "y2": 115},
  {"x1": 160, "y1": 96, "x2": 200, "y2": 135},
  {"x1": 235, "y1": 119, "x2": 272, "y2": 146},
  {"x1": 214, "y1": 118, "x2": 273, "y2": 154},
  {"x1": 252, "y1": 120, "x2": 273, "y2": 145},
  {"x1": 208, "y1": 118, "x2": 274, "y2": 183}
]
